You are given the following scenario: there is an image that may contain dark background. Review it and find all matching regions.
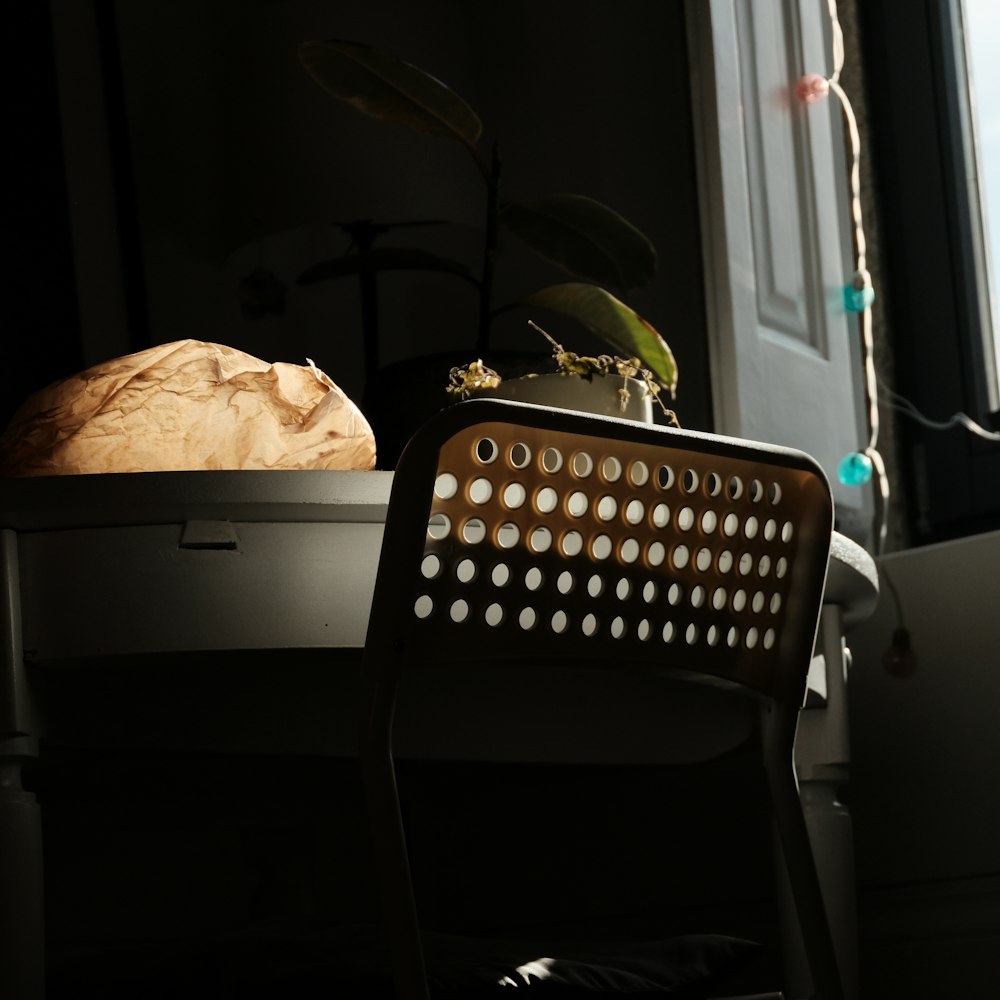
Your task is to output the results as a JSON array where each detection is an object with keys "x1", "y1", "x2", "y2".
[{"x1": 6, "y1": 1, "x2": 712, "y2": 468}]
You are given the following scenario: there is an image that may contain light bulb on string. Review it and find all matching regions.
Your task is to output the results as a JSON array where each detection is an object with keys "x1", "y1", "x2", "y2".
[
  {"x1": 882, "y1": 627, "x2": 917, "y2": 678},
  {"x1": 838, "y1": 450, "x2": 873, "y2": 486},
  {"x1": 796, "y1": 72, "x2": 830, "y2": 104},
  {"x1": 844, "y1": 267, "x2": 875, "y2": 312}
]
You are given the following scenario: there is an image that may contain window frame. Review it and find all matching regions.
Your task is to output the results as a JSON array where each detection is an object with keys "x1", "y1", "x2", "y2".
[{"x1": 859, "y1": 0, "x2": 1000, "y2": 543}]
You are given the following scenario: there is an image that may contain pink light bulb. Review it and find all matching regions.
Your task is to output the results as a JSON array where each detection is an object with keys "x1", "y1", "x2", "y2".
[{"x1": 796, "y1": 73, "x2": 830, "y2": 105}]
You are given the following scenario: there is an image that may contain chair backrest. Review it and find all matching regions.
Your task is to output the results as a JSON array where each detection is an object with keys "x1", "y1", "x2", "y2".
[
  {"x1": 365, "y1": 399, "x2": 832, "y2": 708},
  {"x1": 361, "y1": 398, "x2": 840, "y2": 1000}
]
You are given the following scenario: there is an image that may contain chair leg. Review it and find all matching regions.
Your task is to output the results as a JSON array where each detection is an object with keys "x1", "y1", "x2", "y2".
[
  {"x1": 361, "y1": 674, "x2": 430, "y2": 1000},
  {"x1": 767, "y1": 759, "x2": 845, "y2": 1000}
]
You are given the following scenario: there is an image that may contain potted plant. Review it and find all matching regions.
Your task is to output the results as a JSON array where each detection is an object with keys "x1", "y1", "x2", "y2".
[{"x1": 294, "y1": 39, "x2": 679, "y2": 459}]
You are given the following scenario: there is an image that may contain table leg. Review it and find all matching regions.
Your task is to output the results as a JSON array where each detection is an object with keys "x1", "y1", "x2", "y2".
[
  {"x1": 0, "y1": 743, "x2": 45, "y2": 1000},
  {"x1": 779, "y1": 604, "x2": 860, "y2": 1000},
  {"x1": 1, "y1": 529, "x2": 45, "y2": 999}
]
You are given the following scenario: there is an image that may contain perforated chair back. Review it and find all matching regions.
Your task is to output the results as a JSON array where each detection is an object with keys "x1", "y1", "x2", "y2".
[{"x1": 361, "y1": 399, "x2": 842, "y2": 1000}]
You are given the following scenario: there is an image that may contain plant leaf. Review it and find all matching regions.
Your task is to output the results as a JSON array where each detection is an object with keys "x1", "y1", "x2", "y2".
[
  {"x1": 297, "y1": 247, "x2": 478, "y2": 286},
  {"x1": 500, "y1": 195, "x2": 657, "y2": 292},
  {"x1": 298, "y1": 40, "x2": 482, "y2": 146},
  {"x1": 524, "y1": 282, "x2": 677, "y2": 392}
]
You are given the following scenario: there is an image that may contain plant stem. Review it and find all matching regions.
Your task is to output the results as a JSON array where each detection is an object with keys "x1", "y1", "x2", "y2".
[
  {"x1": 342, "y1": 219, "x2": 383, "y2": 385},
  {"x1": 475, "y1": 141, "x2": 501, "y2": 356},
  {"x1": 463, "y1": 140, "x2": 493, "y2": 185},
  {"x1": 358, "y1": 259, "x2": 380, "y2": 385},
  {"x1": 527, "y1": 319, "x2": 561, "y2": 353}
]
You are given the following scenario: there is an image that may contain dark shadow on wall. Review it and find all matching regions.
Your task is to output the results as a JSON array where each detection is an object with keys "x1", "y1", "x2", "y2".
[{"x1": 4, "y1": 4, "x2": 84, "y2": 428}]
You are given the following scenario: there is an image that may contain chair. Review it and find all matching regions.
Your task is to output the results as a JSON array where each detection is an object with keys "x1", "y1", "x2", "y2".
[{"x1": 361, "y1": 398, "x2": 842, "y2": 999}]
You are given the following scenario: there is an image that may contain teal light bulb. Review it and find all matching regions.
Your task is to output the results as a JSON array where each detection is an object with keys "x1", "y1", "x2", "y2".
[
  {"x1": 844, "y1": 283, "x2": 875, "y2": 312},
  {"x1": 838, "y1": 451, "x2": 873, "y2": 486}
]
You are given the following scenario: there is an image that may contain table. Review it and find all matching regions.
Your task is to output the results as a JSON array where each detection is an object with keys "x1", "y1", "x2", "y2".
[
  {"x1": 0, "y1": 471, "x2": 878, "y2": 999},
  {"x1": 0, "y1": 470, "x2": 392, "y2": 1000}
]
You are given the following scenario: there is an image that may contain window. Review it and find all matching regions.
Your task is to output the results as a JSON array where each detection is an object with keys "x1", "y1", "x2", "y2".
[
  {"x1": 962, "y1": 0, "x2": 1000, "y2": 403},
  {"x1": 859, "y1": 0, "x2": 1000, "y2": 543}
]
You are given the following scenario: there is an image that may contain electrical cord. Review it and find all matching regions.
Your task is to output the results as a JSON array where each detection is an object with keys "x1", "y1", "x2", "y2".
[{"x1": 879, "y1": 378, "x2": 1000, "y2": 441}]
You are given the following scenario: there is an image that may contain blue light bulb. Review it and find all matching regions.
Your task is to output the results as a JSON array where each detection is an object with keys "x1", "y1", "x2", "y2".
[
  {"x1": 838, "y1": 451, "x2": 873, "y2": 486},
  {"x1": 844, "y1": 283, "x2": 875, "y2": 312}
]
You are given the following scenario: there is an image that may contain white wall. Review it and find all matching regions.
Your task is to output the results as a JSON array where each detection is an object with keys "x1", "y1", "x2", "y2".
[{"x1": 846, "y1": 530, "x2": 1000, "y2": 995}]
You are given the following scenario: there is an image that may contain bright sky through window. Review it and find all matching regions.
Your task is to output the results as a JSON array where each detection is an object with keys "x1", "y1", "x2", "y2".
[{"x1": 963, "y1": 0, "x2": 1000, "y2": 387}]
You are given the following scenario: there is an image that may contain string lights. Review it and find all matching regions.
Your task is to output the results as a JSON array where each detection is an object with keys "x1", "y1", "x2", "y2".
[
  {"x1": 796, "y1": 0, "x2": 888, "y2": 551},
  {"x1": 799, "y1": 0, "x2": 1000, "y2": 553}
]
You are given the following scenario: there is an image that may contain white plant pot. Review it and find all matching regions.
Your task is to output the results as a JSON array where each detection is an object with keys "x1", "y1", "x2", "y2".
[{"x1": 475, "y1": 372, "x2": 654, "y2": 424}]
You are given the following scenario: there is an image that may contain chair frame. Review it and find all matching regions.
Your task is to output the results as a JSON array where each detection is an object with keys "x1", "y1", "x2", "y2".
[{"x1": 360, "y1": 399, "x2": 842, "y2": 1000}]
